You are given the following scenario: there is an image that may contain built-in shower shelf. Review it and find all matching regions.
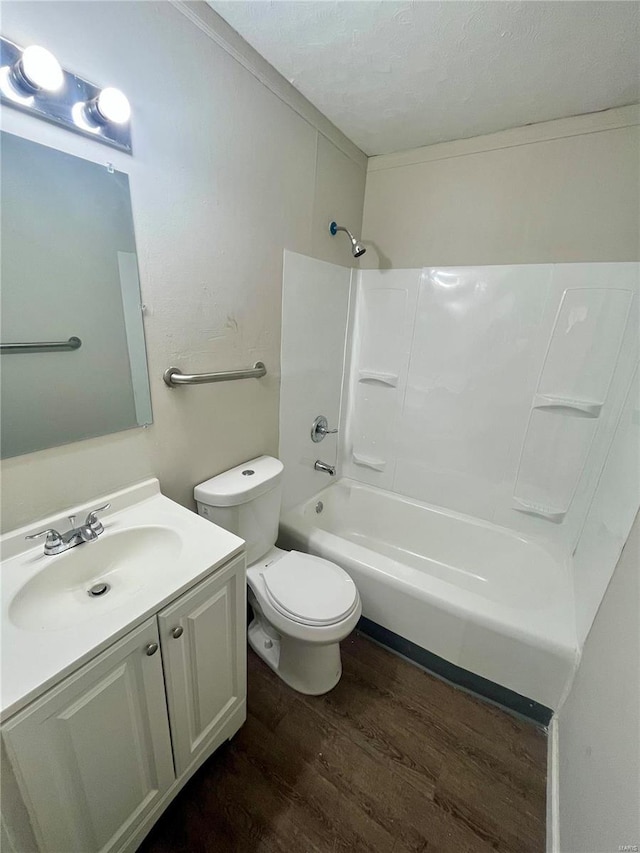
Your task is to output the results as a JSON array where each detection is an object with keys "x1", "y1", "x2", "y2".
[
  {"x1": 512, "y1": 498, "x2": 567, "y2": 522},
  {"x1": 533, "y1": 394, "x2": 604, "y2": 417},
  {"x1": 357, "y1": 369, "x2": 399, "y2": 387},
  {"x1": 352, "y1": 452, "x2": 387, "y2": 472}
]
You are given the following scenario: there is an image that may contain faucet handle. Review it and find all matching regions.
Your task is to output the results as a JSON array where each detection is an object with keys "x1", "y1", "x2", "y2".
[
  {"x1": 311, "y1": 415, "x2": 339, "y2": 443},
  {"x1": 85, "y1": 503, "x2": 111, "y2": 533},
  {"x1": 25, "y1": 528, "x2": 62, "y2": 545}
]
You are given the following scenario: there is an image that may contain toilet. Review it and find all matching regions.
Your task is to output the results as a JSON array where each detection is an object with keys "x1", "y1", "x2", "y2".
[{"x1": 194, "y1": 456, "x2": 361, "y2": 695}]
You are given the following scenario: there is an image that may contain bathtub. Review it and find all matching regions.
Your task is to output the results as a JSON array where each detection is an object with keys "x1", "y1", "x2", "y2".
[{"x1": 279, "y1": 479, "x2": 577, "y2": 712}]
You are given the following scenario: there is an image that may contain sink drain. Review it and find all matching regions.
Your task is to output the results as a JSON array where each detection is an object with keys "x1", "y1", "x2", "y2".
[{"x1": 88, "y1": 582, "x2": 110, "y2": 597}]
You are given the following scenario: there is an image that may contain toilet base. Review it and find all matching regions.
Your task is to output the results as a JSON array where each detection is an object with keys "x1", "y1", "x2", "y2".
[{"x1": 248, "y1": 616, "x2": 342, "y2": 695}]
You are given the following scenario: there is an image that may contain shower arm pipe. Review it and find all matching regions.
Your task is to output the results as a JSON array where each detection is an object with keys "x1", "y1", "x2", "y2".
[
  {"x1": 330, "y1": 223, "x2": 353, "y2": 239},
  {"x1": 329, "y1": 220, "x2": 366, "y2": 258}
]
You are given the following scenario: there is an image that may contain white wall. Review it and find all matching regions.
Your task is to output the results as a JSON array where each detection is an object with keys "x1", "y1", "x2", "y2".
[
  {"x1": 279, "y1": 252, "x2": 352, "y2": 510},
  {"x1": 362, "y1": 106, "x2": 640, "y2": 270},
  {"x1": 557, "y1": 512, "x2": 640, "y2": 853},
  {"x1": 0, "y1": 1, "x2": 366, "y2": 532},
  {"x1": 343, "y1": 264, "x2": 639, "y2": 555}
]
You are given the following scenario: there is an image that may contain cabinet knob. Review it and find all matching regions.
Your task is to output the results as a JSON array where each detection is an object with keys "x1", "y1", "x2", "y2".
[
  {"x1": 145, "y1": 642, "x2": 159, "y2": 656},
  {"x1": 171, "y1": 626, "x2": 184, "y2": 639}
]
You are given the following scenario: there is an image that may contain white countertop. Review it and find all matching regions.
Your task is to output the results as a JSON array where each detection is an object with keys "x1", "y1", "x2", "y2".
[{"x1": 0, "y1": 479, "x2": 244, "y2": 722}]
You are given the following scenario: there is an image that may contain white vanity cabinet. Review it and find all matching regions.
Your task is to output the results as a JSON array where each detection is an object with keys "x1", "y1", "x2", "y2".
[
  {"x1": 2, "y1": 619, "x2": 174, "y2": 853},
  {"x1": 158, "y1": 556, "x2": 246, "y2": 776},
  {"x1": 1, "y1": 554, "x2": 247, "y2": 853}
]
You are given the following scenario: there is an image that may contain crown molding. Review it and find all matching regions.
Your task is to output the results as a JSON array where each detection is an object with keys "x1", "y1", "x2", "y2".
[
  {"x1": 170, "y1": 1, "x2": 367, "y2": 170},
  {"x1": 368, "y1": 104, "x2": 640, "y2": 173}
]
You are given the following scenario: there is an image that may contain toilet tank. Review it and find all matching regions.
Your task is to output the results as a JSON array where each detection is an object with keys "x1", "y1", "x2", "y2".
[{"x1": 194, "y1": 456, "x2": 284, "y2": 565}]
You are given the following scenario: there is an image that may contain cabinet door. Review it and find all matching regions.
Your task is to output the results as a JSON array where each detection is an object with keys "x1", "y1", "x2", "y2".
[
  {"x1": 158, "y1": 554, "x2": 247, "y2": 776},
  {"x1": 2, "y1": 618, "x2": 175, "y2": 853}
]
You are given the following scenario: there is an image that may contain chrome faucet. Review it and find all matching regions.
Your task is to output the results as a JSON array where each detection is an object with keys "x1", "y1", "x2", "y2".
[
  {"x1": 25, "y1": 503, "x2": 111, "y2": 556},
  {"x1": 314, "y1": 460, "x2": 336, "y2": 476}
]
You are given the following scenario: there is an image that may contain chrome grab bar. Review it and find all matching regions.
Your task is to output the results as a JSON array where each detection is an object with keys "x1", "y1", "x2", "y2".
[
  {"x1": 163, "y1": 361, "x2": 266, "y2": 388},
  {"x1": 0, "y1": 336, "x2": 81, "y2": 354}
]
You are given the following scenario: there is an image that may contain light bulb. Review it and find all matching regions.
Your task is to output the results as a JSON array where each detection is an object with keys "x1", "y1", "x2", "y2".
[
  {"x1": 17, "y1": 45, "x2": 63, "y2": 92},
  {"x1": 95, "y1": 87, "x2": 130, "y2": 124},
  {"x1": 0, "y1": 66, "x2": 33, "y2": 105},
  {"x1": 71, "y1": 101, "x2": 100, "y2": 134}
]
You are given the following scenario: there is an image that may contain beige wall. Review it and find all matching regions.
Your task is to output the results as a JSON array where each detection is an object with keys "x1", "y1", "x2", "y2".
[
  {"x1": 362, "y1": 106, "x2": 640, "y2": 269},
  {"x1": 557, "y1": 512, "x2": 639, "y2": 852},
  {"x1": 0, "y1": 1, "x2": 366, "y2": 532}
]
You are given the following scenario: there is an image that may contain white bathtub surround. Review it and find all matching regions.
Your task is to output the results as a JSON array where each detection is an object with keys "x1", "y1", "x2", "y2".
[
  {"x1": 280, "y1": 479, "x2": 575, "y2": 710},
  {"x1": 344, "y1": 263, "x2": 639, "y2": 557},
  {"x1": 341, "y1": 262, "x2": 640, "y2": 687},
  {"x1": 277, "y1": 259, "x2": 639, "y2": 709},
  {"x1": 279, "y1": 251, "x2": 354, "y2": 510}
]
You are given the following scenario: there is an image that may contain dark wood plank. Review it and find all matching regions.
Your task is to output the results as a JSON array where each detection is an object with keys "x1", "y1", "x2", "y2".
[
  {"x1": 340, "y1": 635, "x2": 547, "y2": 803},
  {"x1": 250, "y1": 653, "x2": 443, "y2": 801},
  {"x1": 139, "y1": 631, "x2": 547, "y2": 853},
  {"x1": 434, "y1": 752, "x2": 546, "y2": 853},
  {"x1": 343, "y1": 633, "x2": 547, "y2": 769}
]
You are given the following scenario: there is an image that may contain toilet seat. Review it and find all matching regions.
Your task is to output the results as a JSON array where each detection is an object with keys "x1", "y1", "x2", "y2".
[{"x1": 259, "y1": 551, "x2": 358, "y2": 627}]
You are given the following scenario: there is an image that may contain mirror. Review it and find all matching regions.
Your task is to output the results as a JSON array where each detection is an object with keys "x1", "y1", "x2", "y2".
[{"x1": 0, "y1": 132, "x2": 152, "y2": 458}]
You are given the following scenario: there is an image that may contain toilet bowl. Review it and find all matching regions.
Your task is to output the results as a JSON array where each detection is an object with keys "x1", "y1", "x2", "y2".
[
  {"x1": 246, "y1": 546, "x2": 361, "y2": 694},
  {"x1": 194, "y1": 456, "x2": 361, "y2": 695}
]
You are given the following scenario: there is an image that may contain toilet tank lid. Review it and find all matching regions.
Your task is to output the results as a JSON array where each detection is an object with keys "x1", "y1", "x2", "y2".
[{"x1": 194, "y1": 456, "x2": 284, "y2": 507}]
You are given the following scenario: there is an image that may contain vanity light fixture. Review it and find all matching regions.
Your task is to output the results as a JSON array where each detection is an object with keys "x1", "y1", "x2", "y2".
[
  {"x1": 84, "y1": 87, "x2": 131, "y2": 126},
  {"x1": 72, "y1": 86, "x2": 131, "y2": 135},
  {"x1": 0, "y1": 35, "x2": 132, "y2": 153},
  {"x1": 10, "y1": 45, "x2": 63, "y2": 94}
]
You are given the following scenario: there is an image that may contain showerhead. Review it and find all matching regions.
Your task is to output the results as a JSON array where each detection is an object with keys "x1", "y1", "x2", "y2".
[{"x1": 329, "y1": 221, "x2": 367, "y2": 258}]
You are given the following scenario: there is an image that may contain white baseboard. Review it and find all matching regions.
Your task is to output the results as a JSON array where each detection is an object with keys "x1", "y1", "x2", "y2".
[{"x1": 547, "y1": 716, "x2": 560, "y2": 853}]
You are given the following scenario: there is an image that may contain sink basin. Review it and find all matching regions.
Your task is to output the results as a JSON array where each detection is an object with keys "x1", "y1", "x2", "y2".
[
  {"x1": 9, "y1": 526, "x2": 182, "y2": 631},
  {"x1": 1, "y1": 478, "x2": 245, "y2": 721}
]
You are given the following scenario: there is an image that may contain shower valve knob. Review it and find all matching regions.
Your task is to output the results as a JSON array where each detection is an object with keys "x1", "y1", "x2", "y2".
[{"x1": 311, "y1": 415, "x2": 338, "y2": 443}]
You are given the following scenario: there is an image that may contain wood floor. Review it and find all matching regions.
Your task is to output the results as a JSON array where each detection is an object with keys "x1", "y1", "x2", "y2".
[{"x1": 139, "y1": 632, "x2": 547, "y2": 853}]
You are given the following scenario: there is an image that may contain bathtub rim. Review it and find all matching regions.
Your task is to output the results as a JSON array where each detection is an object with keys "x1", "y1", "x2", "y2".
[
  {"x1": 280, "y1": 477, "x2": 577, "y2": 660},
  {"x1": 284, "y1": 476, "x2": 571, "y2": 564}
]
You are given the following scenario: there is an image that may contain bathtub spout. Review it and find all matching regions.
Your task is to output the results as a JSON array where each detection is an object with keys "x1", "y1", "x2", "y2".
[{"x1": 314, "y1": 460, "x2": 336, "y2": 476}]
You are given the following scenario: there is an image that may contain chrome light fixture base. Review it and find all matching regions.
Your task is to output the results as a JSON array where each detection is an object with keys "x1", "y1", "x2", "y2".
[{"x1": 0, "y1": 36, "x2": 132, "y2": 153}]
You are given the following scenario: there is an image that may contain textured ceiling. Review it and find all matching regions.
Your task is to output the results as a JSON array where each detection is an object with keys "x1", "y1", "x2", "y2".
[{"x1": 206, "y1": 1, "x2": 640, "y2": 156}]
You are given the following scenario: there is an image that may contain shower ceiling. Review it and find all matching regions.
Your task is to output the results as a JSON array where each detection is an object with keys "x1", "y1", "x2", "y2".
[{"x1": 206, "y1": 1, "x2": 639, "y2": 156}]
